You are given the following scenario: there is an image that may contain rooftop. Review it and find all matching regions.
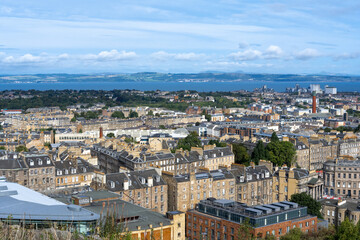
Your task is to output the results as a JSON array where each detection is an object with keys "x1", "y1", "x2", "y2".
[{"x1": 0, "y1": 181, "x2": 99, "y2": 222}]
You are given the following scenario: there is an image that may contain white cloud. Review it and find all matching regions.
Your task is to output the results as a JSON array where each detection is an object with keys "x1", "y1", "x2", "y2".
[
  {"x1": 151, "y1": 51, "x2": 205, "y2": 61},
  {"x1": 229, "y1": 49, "x2": 262, "y2": 61},
  {"x1": 294, "y1": 48, "x2": 321, "y2": 60},
  {"x1": 263, "y1": 45, "x2": 283, "y2": 59},
  {"x1": 3, "y1": 54, "x2": 42, "y2": 64},
  {"x1": 0, "y1": 7, "x2": 13, "y2": 14},
  {"x1": 238, "y1": 41, "x2": 249, "y2": 49},
  {"x1": 0, "y1": 52, "x2": 71, "y2": 65},
  {"x1": 333, "y1": 52, "x2": 360, "y2": 60},
  {"x1": 84, "y1": 50, "x2": 137, "y2": 61}
]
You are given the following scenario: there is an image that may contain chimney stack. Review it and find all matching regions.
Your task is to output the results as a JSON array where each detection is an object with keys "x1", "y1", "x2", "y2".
[
  {"x1": 312, "y1": 91, "x2": 316, "y2": 114},
  {"x1": 99, "y1": 127, "x2": 103, "y2": 138}
]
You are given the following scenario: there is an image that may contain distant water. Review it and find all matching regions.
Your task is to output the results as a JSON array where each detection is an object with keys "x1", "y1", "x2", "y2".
[{"x1": 0, "y1": 81, "x2": 359, "y2": 92}]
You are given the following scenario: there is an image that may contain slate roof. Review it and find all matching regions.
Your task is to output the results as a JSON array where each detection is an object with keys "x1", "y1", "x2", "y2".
[{"x1": 106, "y1": 169, "x2": 166, "y2": 191}]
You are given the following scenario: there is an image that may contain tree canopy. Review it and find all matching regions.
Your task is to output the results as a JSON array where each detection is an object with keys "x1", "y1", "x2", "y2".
[
  {"x1": 208, "y1": 140, "x2": 227, "y2": 148},
  {"x1": 106, "y1": 133, "x2": 115, "y2": 138},
  {"x1": 111, "y1": 111, "x2": 125, "y2": 119},
  {"x1": 290, "y1": 192, "x2": 322, "y2": 219},
  {"x1": 129, "y1": 110, "x2": 138, "y2": 118},
  {"x1": 177, "y1": 132, "x2": 202, "y2": 151},
  {"x1": 15, "y1": 145, "x2": 28, "y2": 152},
  {"x1": 251, "y1": 140, "x2": 266, "y2": 165},
  {"x1": 232, "y1": 143, "x2": 250, "y2": 165}
]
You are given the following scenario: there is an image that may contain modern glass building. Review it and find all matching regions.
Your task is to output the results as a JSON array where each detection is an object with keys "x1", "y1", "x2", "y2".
[{"x1": 0, "y1": 179, "x2": 99, "y2": 234}]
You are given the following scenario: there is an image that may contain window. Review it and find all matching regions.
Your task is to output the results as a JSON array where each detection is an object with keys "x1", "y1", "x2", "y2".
[
  {"x1": 138, "y1": 192, "x2": 141, "y2": 198},
  {"x1": 161, "y1": 186, "x2": 164, "y2": 192},
  {"x1": 155, "y1": 196, "x2": 158, "y2": 203},
  {"x1": 161, "y1": 195, "x2": 164, "y2": 202},
  {"x1": 146, "y1": 197, "x2": 149, "y2": 204},
  {"x1": 279, "y1": 228, "x2": 282, "y2": 235}
]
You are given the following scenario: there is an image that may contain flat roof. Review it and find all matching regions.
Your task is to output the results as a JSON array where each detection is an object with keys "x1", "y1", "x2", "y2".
[{"x1": 0, "y1": 181, "x2": 98, "y2": 222}]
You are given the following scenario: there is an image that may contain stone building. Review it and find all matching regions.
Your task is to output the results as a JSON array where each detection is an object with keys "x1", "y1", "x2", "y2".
[
  {"x1": 104, "y1": 169, "x2": 168, "y2": 214},
  {"x1": 323, "y1": 158, "x2": 360, "y2": 198},
  {"x1": 22, "y1": 153, "x2": 56, "y2": 192},
  {"x1": 338, "y1": 139, "x2": 360, "y2": 158},
  {"x1": 273, "y1": 168, "x2": 323, "y2": 202},
  {"x1": 0, "y1": 158, "x2": 28, "y2": 187},
  {"x1": 54, "y1": 158, "x2": 96, "y2": 189},
  {"x1": 321, "y1": 199, "x2": 360, "y2": 226},
  {"x1": 92, "y1": 144, "x2": 234, "y2": 174},
  {"x1": 162, "y1": 168, "x2": 236, "y2": 212},
  {"x1": 231, "y1": 162, "x2": 273, "y2": 206}
]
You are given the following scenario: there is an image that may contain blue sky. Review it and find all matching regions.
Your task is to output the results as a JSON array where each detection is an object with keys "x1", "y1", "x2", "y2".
[{"x1": 0, "y1": 0, "x2": 359, "y2": 74}]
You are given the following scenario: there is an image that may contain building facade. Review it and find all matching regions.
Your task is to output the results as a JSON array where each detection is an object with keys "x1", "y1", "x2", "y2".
[{"x1": 186, "y1": 198, "x2": 317, "y2": 240}]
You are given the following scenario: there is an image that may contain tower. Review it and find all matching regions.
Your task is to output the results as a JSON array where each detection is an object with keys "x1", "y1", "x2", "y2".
[{"x1": 312, "y1": 91, "x2": 316, "y2": 114}]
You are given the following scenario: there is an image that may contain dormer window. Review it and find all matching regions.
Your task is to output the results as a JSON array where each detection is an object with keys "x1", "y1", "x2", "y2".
[
  {"x1": 65, "y1": 169, "x2": 69, "y2": 174},
  {"x1": 46, "y1": 158, "x2": 51, "y2": 164},
  {"x1": 29, "y1": 160, "x2": 34, "y2": 166},
  {"x1": 57, "y1": 170, "x2": 62, "y2": 175},
  {"x1": 110, "y1": 181, "x2": 115, "y2": 188},
  {"x1": 37, "y1": 158, "x2": 42, "y2": 165},
  {"x1": 71, "y1": 168, "x2": 76, "y2": 174}
]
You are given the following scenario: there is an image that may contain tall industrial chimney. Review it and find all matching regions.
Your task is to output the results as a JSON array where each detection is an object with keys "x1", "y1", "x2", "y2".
[
  {"x1": 99, "y1": 127, "x2": 103, "y2": 138},
  {"x1": 312, "y1": 91, "x2": 316, "y2": 114}
]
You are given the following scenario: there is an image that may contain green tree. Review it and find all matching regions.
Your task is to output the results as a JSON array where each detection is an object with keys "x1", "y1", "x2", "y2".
[
  {"x1": 111, "y1": 111, "x2": 125, "y2": 119},
  {"x1": 290, "y1": 192, "x2": 322, "y2": 219},
  {"x1": 354, "y1": 124, "x2": 360, "y2": 133},
  {"x1": 70, "y1": 117, "x2": 76, "y2": 122},
  {"x1": 208, "y1": 140, "x2": 227, "y2": 147},
  {"x1": 251, "y1": 140, "x2": 266, "y2": 165},
  {"x1": 232, "y1": 143, "x2": 250, "y2": 165},
  {"x1": 280, "y1": 228, "x2": 303, "y2": 240},
  {"x1": 0, "y1": 146, "x2": 6, "y2": 150},
  {"x1": 159, "y1": 125, "x2": 166, "y2": 129},
  {"x1": 147, "y1": 110, "x2": 154, "y2": 116},
  {"x1": 15, "y1": 145, "x2": 28, "y2": 152},
  {"x1": 124, "y1": 137, "x2": 134, "y2": 143},
  {"x1": 335, "y1": 217, "x2": 359, "y2": 240},
  {"x1": 264, "y1": 234, "x2": 276, "y2": 240},
  {"x1": 129, "y1": 110, "x2": 138, "y2": 118},
  {"x1": 177, "y1": 132, "x2": 202, "y2": 151},
  {"x1": 265, "y1": 141, "x2": 295, "y2": 167},
  {"x1": 107, "y1": 133, "x2": 115, "y2": 138},
  {"x1": 324, "y1": 127, "x2": 332, "y2": 132},
  {"x1": 238, "y1": 218, "x2": 255, "y2": 240},
  {"x1": 202, "y1": 110, "x2": 211, "y2": 122},
  {"x1": 271, "y1": 132, "x2": 279, "y2": 142}
]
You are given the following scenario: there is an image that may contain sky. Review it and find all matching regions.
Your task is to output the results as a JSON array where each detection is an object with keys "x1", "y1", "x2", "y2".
[{"x1": 0, "y1": 0, "x2": 359, "y2": 74}]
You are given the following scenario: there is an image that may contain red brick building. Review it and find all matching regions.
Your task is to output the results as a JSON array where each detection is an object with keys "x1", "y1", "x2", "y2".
[{"x1": 186, "y1": 199, "x2": 317, "y2": 240}]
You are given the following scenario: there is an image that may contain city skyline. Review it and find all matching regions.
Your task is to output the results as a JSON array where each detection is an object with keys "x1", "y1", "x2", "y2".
[{"x1": 0, "y1": 0, "x2": 359, "y2": 74}]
